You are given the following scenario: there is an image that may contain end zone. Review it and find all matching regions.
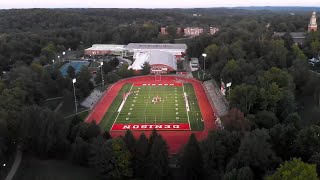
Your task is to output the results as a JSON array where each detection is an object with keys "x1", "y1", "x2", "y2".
[{"x1": 111, "y1": 123, "x2": 190, "y2": 131}]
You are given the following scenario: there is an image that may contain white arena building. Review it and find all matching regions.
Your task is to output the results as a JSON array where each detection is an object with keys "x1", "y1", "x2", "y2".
[{"x1": 128, "y1": 51, "x2": 177, "y2": 74}]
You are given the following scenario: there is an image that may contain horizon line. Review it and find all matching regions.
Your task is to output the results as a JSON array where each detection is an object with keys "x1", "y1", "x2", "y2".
[{"x1": 1, "y1": 6, "x2": 320, "y2": 10}]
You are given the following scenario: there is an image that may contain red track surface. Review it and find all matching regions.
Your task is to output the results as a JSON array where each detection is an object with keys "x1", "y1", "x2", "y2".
[{"x1": 85, "y1": 76, "x2": 216, "y2": 154}]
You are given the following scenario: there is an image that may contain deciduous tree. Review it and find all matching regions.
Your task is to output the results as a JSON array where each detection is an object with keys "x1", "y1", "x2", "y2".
[{"x1": 266, "y1": 158, "x2": 318, "y2": 180}]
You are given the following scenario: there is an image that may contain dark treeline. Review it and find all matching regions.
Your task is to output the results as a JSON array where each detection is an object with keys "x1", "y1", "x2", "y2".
[{"x1": 0, "y1": 8, "x2": 314, "y2": 71}]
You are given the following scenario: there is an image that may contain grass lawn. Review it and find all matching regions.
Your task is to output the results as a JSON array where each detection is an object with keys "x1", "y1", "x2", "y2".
[
  {"x1": 64, "y1": 110, "x2": 90, "y2": 122},
  {"x1": 99, "y1": 83, "x2": 204, "y2": 131},
  {"x1": 13, "y1": 156, "x2": 99, "y2": 180}
]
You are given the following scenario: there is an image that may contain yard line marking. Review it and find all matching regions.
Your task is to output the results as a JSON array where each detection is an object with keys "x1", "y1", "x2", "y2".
[{"x1": 143, "y1": 85, "x2": 152, "y2": 123}]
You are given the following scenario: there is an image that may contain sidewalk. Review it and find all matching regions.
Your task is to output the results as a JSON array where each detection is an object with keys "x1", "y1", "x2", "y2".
[{"x1": 5, "y1": 144, "x2": 22, "y2": 180}]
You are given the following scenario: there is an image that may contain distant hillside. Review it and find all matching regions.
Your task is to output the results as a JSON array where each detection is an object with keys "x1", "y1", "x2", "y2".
[{"x1": 234, "y1": 6, "x2": 320, "y2": 12}]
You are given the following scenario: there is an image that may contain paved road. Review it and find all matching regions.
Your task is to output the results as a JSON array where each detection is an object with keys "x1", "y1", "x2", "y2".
[{"x1": 5, "y1": 145, "x2": 22, "y2": 180}]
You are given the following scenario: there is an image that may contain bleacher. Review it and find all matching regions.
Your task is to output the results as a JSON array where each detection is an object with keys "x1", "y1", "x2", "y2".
[
  {"x1": 81, "y1": 89, "x2": 103, "y2": 109},
  {"x1": 203, "y1": 80, "x2": 229, "y2": 117}
]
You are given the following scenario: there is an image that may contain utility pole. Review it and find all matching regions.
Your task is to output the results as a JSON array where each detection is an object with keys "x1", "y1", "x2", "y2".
[
  {"x1": 72, "y1": 78, "x2": 78, "y2": 114},
  {"x1": 202, "y1": 53, "x2": 207, "y2": 80},
  {"x1": 100, "y1": 61, "x2": 104, "y2": 87}
]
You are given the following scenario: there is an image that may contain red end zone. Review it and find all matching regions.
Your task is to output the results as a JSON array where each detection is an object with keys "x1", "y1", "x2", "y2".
[{"x1": 111, "y1": 123, "x2": 190, "y2": 131}]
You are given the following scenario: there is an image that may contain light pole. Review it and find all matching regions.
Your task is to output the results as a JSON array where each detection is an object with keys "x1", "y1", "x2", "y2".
[
  {"x1": 72, "y1": 78, "x2": 78, "y2": 114},
  {"x1": 100, "y1": 61, "x2": 104, "y2": 87},
  {"x1": 202, "y1": 53, "x2": 207, "y2": 80},
  {"x1": 62, "y1": 52, "x2": 66, "y2": 62}
]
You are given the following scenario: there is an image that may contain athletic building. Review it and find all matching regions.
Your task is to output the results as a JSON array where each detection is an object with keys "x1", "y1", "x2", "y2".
[
  {"x1": 84, "y1": 44, "x2": 129, "y2": 56},
  {"x1": 128, "y1": 51, "x2": 177, "y2": 74},
  {"x1": 126, "y1": 43, "x2": 187, "y2": 59}
]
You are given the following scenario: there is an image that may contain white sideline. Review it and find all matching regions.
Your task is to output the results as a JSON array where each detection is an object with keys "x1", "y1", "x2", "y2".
[
  {"x1": 110, "y1": 84, "x2": 134, "y2": 130},
  {"x1": 118, "y1": 97, "x2": 127, "y2": 112},
  {"x1": 184, "y1": 92, "x2": 190, "y2": 112},
  {"x1": 182, "y1": 84, "x2": 191, "y2": 130}
]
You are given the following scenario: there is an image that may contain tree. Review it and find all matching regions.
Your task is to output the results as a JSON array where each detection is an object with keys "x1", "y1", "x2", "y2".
[
  {"x1": 282, "y1": 32, "x2": 294, "y2": 50},
  {"x1": 135, "y1": 133, "x2": 149, "y2": 178},
  {"x1": 309, "y1": 152, "x2": 320, "y2": 175},
  {"x1": 71, "y1": 122, "x2": 100, "y2": 142},
  {"x1": 71, "y1": 137, "x2": 90, "y2": 166},
  {"x1": 223, "y1": 166, "x2": 254, "y2": 180},
  {"x1": 102, "y1": 62, "x2": 113, "y2": 74},
  {"x1": 123, "y1": 130, "x2": 136, "y2": 155},
  {"x1": 294, "y1": 125, "x2": 320, "y2": 161},
  {"x1": 221, "y1": 59, "x2": 242, "y2": 85},
  {"x1": 265, "y1": 40, "x2": 288, "y2": 68},
  {"x1": 258, "y1": 82, "x2": 284, "y2": 112},
  {"x1": 237, "y1": 166, "x2": 255, "y2": 180},
  {"x1": 141, "y1": 61, "x2": 151, "y2": 75},
  {"x1": 201, "y1": 130, "x2": 241, "y2": 179},
  {"x1": 283, "y1": 113, "x2": 302, "y2": 129},
  {"x1": 76, "y1": 66, "x2": 94, "y2": 98},
  {"x1": 221, "y1": 108, "x2": 251, "y2": 132},
  {"x1": 266, "y1": 158, "x2": 318, "y2": 180},
  {"x1": 116, "y1": 64, "x2": 134, "y2": 78},
  {"x1": 269, "y1": 124, "x2": 298, "y2": 160},
  {"x1": 67, "y1": 65, "x2": 76, "y2": 79},
  {"x1": 254, "y1": 111, "x2": 279, "y2": 129},
  {"x1": 19, "y1": 106, "x2": 69, "y2": 157},
  {"x1": 229, "y1": 84, "x2": 258, "y2": 114},
  {"x1": 259, "y1": 67, "x2": 294, "y2": 90},
  {"x1": 179, "y1": 134, "x2": 204, "y2": 180},
  {"x1": 94, "y1": 138, "x2": 133, "y2": 179},
  {"x1": 94, "y1": 71, "x2": 102, "y2": 85},
  {"x1": 146, "y1": 135, "x2": 169, "y2": 180},
  {"x1": 226, "y1": 129, "x2": 280, "y2": 178},
  {"x1": 105, "y1": 73, "x2": 120, "y2": 83}
]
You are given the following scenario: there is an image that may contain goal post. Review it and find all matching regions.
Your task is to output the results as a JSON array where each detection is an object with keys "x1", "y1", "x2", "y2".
[{"x1": 154, "y1": 71, "x2": 162, "y2": 81}]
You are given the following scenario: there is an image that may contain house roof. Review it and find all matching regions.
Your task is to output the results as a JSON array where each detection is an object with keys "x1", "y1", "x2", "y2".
[{"x1": 273, "y1": 32, "x2": 306, "y2": 39}]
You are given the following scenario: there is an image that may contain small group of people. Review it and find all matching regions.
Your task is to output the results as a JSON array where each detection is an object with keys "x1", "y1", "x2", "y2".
[
  {"x1": 122, "y1": 90, "x2": 139, "y2": 100},
  {"x1": 151, "y1": 95, "x2": 162, "y2": 104}
]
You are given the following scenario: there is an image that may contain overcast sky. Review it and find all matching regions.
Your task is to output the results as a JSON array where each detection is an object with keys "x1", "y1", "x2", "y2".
[{"x1": 1, "y1": 0, "x2": 320, "y2": 9}]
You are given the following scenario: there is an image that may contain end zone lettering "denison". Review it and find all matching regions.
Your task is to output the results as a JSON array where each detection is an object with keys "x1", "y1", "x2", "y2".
[{"x1": 122, "y1": 124, "x2": 180, "y2": 130}]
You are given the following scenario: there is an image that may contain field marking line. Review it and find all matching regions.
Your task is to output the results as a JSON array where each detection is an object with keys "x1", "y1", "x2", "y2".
[
  {"x1": 160, "y1": 86, "x2": 165, "y2": 123},
  {"x1": 110, "y1": 84, "x2": 134, "y2": 131},
  {"x1": 183, "y1": 83, "x2": 191, "y2": 130},
  {"x1": 143, "y1": 85, "x2": 152, "y2": 124}
]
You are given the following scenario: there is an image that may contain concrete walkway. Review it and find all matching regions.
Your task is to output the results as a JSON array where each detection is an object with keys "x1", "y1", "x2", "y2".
[{"x1": 5, "y1": 145, "x2": 22, "y2": 180}]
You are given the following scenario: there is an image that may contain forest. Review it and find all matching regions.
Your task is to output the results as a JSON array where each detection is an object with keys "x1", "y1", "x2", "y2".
[{"x1": 0, "y1": 8, "x2": 320, "y2": 179}]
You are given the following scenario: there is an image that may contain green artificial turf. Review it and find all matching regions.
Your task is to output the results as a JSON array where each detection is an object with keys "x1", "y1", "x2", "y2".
[{"x1": 99, "y1": 83, "x2": 204, "y2": 131}]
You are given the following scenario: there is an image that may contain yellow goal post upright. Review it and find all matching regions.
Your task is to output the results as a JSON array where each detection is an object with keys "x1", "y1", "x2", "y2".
[{"x1": 154, "y1": 70, "x2": 162, "y2": 81}]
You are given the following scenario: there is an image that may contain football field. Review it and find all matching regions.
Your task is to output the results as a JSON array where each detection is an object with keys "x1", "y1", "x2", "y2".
[{"x1": 99, "y1": 82, "x2": 204, "y2": 131}]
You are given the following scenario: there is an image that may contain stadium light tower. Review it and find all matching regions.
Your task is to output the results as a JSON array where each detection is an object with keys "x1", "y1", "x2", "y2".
[
  {"x1": 202, "y1": 53, "x2": 207, "y2": 80},
  {"x1": 72, "y1": 78, "x2": 78, "y2": 114},
  {"x1": 100, "y1": 61, "x2": 104, "y2": 87}
]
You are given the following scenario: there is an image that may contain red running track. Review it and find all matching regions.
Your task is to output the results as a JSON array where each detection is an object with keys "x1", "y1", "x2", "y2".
[{"x1": 85, "y1": 76, "x2": 216, "y2": 154}]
